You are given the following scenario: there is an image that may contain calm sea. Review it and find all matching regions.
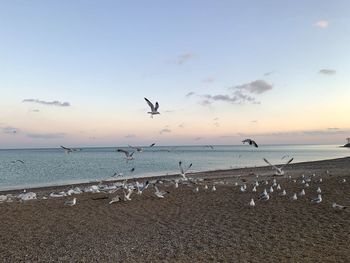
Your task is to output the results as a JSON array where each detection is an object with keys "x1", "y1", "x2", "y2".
[{"x1": 0, "y1": 145, "x2": 349, "y2": 190}]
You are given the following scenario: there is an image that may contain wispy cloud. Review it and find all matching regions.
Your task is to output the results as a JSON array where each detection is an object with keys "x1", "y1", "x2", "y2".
[
  {"x1": 29, "y1": 109, "x2": 40, "y2": 112},
  {"x1": 314, "y1": 20, "x2": 329, "y2": 28},
  {"x1": 232, "y1": 80, "x2": 273, "y2": 94},
  {"x1": 178, "y1": 123, "x2": 185, "y2": 128},
  {"x1": 194, "y1": 137, "x2": 203, "y2": 141},
  {"x1": 159, "y1": 128, "x2": 171, "y2": 135},
  {"x1": 22, "y1": 99, "x2": 71, "y2": 107},
  {"x1": 201, "y1": 90, "x2": 260, "y2": 105},
  {"x1": 319, "y1": 69, "x2": 336, "y2": 75},
  {"x1": 185, "y1": 92, "x2": 195, "y2": 98},
  {"x1": 26, "y1": 132, "x2": 66, "y2": 139}
]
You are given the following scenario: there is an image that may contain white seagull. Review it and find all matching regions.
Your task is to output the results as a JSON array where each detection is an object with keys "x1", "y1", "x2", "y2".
[
  {"x1": 249, "y1": 198, "x2": 256, "y2": 206},
  {"x1": 117, "y1": 149, "x2": 134, "y2": 162},
  {"x1": 179, "y1": 161, "x2": 192, "y2": 180},
  {"x1": 291, "y1": 193, "x2": 298, "y2": 201},
  {"x1": 144, "y1": 97, "x2": 160, "y2": 118},
  {"x1": 123, "y1": 188, "x2": 133, "y2": 201},
  {"x1": 64, "y1": 197, "x2": 77, "y2": 206},
  {"x1": 317, "y1": 187, "x2": 322, "y2": 194},
  {"x1": 263, "y1": 157, "x2": 294, "y2": 176},
  {"x1": 212, "y1": 185, "x2": 216, "y2": 191},
  {"x1": 109, "y1": 195, "x2": 121, "y2": 204},
  {"x1": 128, "y1": 145, "x2": 143, "y2": 152},
  {"x1": 299, "y1": 189, "x2": 305, "y2": 196},
  {"x1": 154, "y1": 185, "x2": 168, "y2": 198},
  {"x1": 311, "y1": 194, "x2": 322, "y2": 204},
  {"x1": 279, "y1": 189, "x2": 287, "y2": 196},
  {"x1": 332, "y1": 203, "x2": 347, "y2": 210}
]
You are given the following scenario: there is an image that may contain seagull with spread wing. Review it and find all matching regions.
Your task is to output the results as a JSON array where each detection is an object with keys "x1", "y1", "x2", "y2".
[
  {"x1": 179, "y1": 161, "x2": 192, "y2": 180},
  {"x1": 242, "y1": 139, "x2": 258, "y2": 148},
  {"x1": 263, "y1": 157, "x2": 294, "y2": 176},
  {"x1": 144, "y1": 97, "x2": 160, "y2": 118},
  {"x1": 117, "y1": 149, "x2": 134, "y2": 162},
  {"x1": 60, "y1": 146, "x2": 81, "y2": 154}
]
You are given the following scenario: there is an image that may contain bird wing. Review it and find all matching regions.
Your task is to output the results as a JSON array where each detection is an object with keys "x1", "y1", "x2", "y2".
[
  {"x1": 242, "y1": 139, "x2": 250, "y2": 144},
  {"x1": 263, "y1": 158, "x2": 280, "y2": 171},
  {"x1": 280, "y1": 158, "x2": 294, "y2": 170},
  {"x1": 155, "y1": 102, "x2": 159, "y2": 111},
  {"x1": 149, "y1": 143, "x2": 155, "y2": 147},
  {"x1": 179, "y1": 161, "x2": 184, "y2": 174},
  {"x1": 117, "y1": 149, "x2": 129, "y2": 157},
  {"x1": 144, "y1": 98, "x2": 155, "y2": 111},
  {"x1": 252, "y1": 141, "x2": 258, "y2": 148},
  {"x1": 185, "y1": 163, "x2": 192, "y2": 173},
  {"x1": 60, "y1": 146, "x2": 71, "y2": 151}
]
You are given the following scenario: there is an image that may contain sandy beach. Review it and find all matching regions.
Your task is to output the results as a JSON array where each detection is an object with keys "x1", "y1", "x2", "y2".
[{"x1": 0, "y1": 157, "x2": 349, "y2": 262}]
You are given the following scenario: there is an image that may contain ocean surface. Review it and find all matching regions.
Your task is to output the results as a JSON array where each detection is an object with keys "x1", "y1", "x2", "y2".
[{"x1": 0, "y1": 145, "x2": 349, "y2": 190}]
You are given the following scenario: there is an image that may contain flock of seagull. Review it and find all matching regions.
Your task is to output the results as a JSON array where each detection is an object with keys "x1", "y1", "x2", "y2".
[{"x1": 0, "y1": 98, "x2": 347, "y2": 212}]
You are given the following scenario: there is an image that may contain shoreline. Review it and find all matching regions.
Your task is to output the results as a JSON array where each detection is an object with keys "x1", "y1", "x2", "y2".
[{"x1": 1, "y1": 156, "x2": 349, "y2": 195}]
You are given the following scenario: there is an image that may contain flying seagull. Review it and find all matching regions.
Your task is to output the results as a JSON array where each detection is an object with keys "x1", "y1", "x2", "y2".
[
  {"x1": 144, "y1": 97, "x2": 160, "y2": 118},
  {"x1": 60, "y1": 146, "x2": 80, "y2": 154},
  {"x1": 263, "y1": 157, "x2": 294, "y2": 176},
  {"x1": 154, "y1": 185, "x2": 168, "y2": 198},
  {"x1": 242, "y1": 139, "x2": 258, "y2": 148},
  {"x1": 149, "y1": 143, "x2": 156, "y2": 147},
  {"x1": 117, "y1": 149, "x2": 134, "y2": 162},
  {"x1": 128, "y1": 145, "x2": 143, "y2": 152},
  {"x1": 179, "y1": 161, "x2": 192, "y2": 180}
]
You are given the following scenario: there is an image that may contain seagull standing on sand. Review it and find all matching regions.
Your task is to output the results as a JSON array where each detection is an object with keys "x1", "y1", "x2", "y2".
[
  {"x1": 299, "y1": 189, "x2": 305, "y2": 196},
  {"x1": 280, "y1": 189, "x2": 287, "y2": 196},
  {"x1": 242, "y1": 139, "x2": 258, "y2": 148},
  {"x1": 311, "y1": 194, "x2": 322, "y2": 204},
  {"x1": 317, "y1": 187, "x2": 321, "y2": 194},
  {"x1": 263, "y1": 157, "x2": 294, "y2": 176},
  {"x1": 249, "y1": 199, "x2": 255, "y2": 206},
  {"x1": 212, "y1": 185, "x2": 216, "y2": 191},
  {"x1": 64, "y1": 197, "x2": 77, "y2": 206},
  {"x1": 291, "y1": 193, "x2": 298, "y2": 201},
  {"x1": 117, "y1": 149, "x2": 134, "y2": 162},
  {"x1": 144, "y1": 97, "x2": 160, "y2": 118},
  {"x1": 179, "y1": 161, "x2": 192, "y2": 180}
]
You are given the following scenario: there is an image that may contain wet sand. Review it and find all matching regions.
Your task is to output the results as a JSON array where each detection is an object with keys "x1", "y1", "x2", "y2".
[{"x1": 0, "y1": 157, "x2": 349, "y2": 262}]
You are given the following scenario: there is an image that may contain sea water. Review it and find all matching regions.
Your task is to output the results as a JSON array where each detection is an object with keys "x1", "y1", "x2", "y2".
[{"x1": 0, "y1": 145, "x2": 348, "y2": 190}]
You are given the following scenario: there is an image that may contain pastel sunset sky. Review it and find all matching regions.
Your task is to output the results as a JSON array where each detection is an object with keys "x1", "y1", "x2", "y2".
[{"x1": 1, "y1": 1, "x2": 349, "y2": 148}]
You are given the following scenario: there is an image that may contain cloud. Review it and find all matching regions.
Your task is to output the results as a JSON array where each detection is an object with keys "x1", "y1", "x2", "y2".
[
  {"x1": 194, "y1": 137, "x2": 203, "y2": 141},
  {"x1": 251, "y1": 120, "x2": 258, "y2": 123},
  {"x1": 314, "y1": 20, "x2": 329, "y2": 28},
  {"x1": 201, "y1": 90, "x2": 260, "y2": 105},
  {"x1": 2, "y1": 126, "x2": 19, "y2": 134},
  {"x1": 185, "y1": 92, "x2": 195, "y2": 98},
  {"x1": 124, "y1": 134, "x2": 136, "y2": 138},
  {"x1": 263, "y1": 71, "x2": 274, "y2": 76},
  {"x1": 30, "y1": 109, "x2": 40, "y2": 112},
  {"x1": 26, "y1": 132, "x2": 66, "y2": 139},
  {"x1": 214, "y1": 122, "x2": 220, "y2": 127},
  {"x1": 238, "y1": 128, "x2": 349, "y2": 137},
  {"x1": 176, "y1": 53, "x2": 195, "y2": 65},
  {"x1": 159, "y1": 128, "x2": 171, "y2": 135},
  {"x1": 22, "y1": 99, "x2": 71, "y2": 107},
  {"x1": 232, "y1": 80, "x2": 273, "y2": 94},
  {"x1": 319, "y1": 69, "x2": 336, "y2": 75},
  {"x1": 199, "y1": 99, "x2": 212, "y2": 106},
  {"x1": 178, "y1": 123, "x2": 185, "y2": 128}
]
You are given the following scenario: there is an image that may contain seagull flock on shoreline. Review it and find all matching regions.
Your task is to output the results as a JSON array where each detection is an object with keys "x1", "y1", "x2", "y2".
[{"x1": 0, "y1": 97, "x2": 348, "y2": 212}]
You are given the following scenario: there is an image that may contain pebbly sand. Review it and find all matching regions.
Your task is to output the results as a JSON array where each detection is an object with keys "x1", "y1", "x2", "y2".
[{"x1": 0, "y1": 157, "x2": 349, "y2": 262}]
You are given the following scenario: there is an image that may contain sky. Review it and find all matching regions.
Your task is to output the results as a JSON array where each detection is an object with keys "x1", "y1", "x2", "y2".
[{"x1": 1, "y1": 0, "x2": 350, "y2": 148}]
